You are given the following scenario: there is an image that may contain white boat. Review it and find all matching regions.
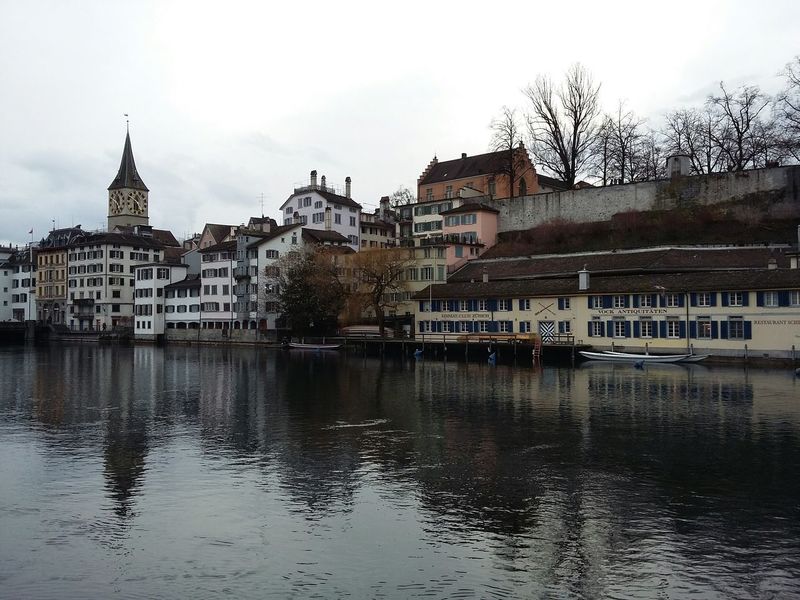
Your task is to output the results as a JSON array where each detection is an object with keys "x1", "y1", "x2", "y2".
[
  {"x1": 579, "y1": 350, "x2": 694, "y2": 363},
  {"x1": 288, "y1": 342, "x2": 342, "y2": 350},
  {"x1": 601, "y1": 350, "x2": 709, "y2": 363}
]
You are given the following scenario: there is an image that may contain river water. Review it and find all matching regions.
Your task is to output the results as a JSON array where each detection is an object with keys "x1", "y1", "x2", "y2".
[{"x1": 0, "y1": 344, "x2": 798, "y2": 599}]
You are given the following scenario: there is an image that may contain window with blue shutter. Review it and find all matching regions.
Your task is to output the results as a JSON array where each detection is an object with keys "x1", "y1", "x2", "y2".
[
  {"x1": 689, "y1": 322, "x2": 697, "y2": 338},
  {"x1": 633, "y1": 321, "x2": 640, "y2": 337},
  {"x1": 679, "y1": 321, "x2": 686, "y2": 338},
  {"x1": 744, "y1": 321, "x2": 752, "y2": 339},
  {"x1": 624, "y1": 321, "x2": 631, "y2": 337},
  {"x1": 488, "y1": 299, "x2": 497, "y2": 312},
  {"x1": 419, "y1": 301, "x2": 425, "y2": 311},
  {"x1": 632, "y1": 295, "x2": 640, "y2": 308},
  {"x1": 432, "y1": 300, "x2": 441, "y2": 312},
  {"x1": 779, "y1": 291, "x2": 791, "y2": 306},
  {"x1": 418, "y1": 321, "x2": 424, "y2": 332},
  {"x1": 721, "y1": 292, "x2": 729, "y2": 307},
  {"x1": 690, "y1": 293, "x2": 697, "y2": 306},
  {"x1": 709, "y1": 292, "x2": 717, "y2": 306},
  {"x1": 587, "y1": 296, "x2": 594, "y2": 308},
  {"x1": 469, "y1": 299, "x2": 477, "y2": 311},
  {"x1": 711, "y1": 321, "x2": 719, "y2": 338},
  {"x1": 558, "y1": 298, "x2": 565, "y2": 310},
  {"x1": 588, "y1": 322, "x2": 593, "y2": 337},
  {"x1": 606, "y1": 321, "x2": 613, "y2": 337},
  {"x1": 720, "y1": 321, "x2": 728, "y2": 339},
  {"x1": 756, "y1": 292, "x2": 764, "y2": 307},
  {"x1": 488, "y1": 321, "x2": 498, "y2": 333},
  {"x1": 659, "y1": 321, "x2": 667, "y2": 338},
  {"x1": 741, "y1": 293, "x2": 749, "y2": 307},
  {"x1": 651, "y1": 294, "x2": 658, "y2": 308},
  {"x1": 603, "y1": 295, "x2": 613, "y2": 309}
]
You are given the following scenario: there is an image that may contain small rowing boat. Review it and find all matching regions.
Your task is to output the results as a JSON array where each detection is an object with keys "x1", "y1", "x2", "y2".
[
  {"x1": 288, "y1": 342, "x2": 342, "y2": 350},
  {"x1": 601, "y1": 350, "x2": 709, "y2": 363},
  {"x1": 579, "y1": 350, "x2": 704, "y2": 363}
]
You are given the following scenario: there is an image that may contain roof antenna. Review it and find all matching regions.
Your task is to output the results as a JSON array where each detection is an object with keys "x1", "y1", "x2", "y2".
[
  {"x1": 124, "y1": 113, "x2": 129, "y2": 132},
  {"x1": 259, "y1": 193, "x2": 265, "y2": 218}
]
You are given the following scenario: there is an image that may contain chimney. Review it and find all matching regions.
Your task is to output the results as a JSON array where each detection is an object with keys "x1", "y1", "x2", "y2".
[
  {"x1": 310, "y1": 169, "x2": 317, "y2": 188},
  {"x1": 482, "y1": 267, "x2": 488, "y2": 283},
  {"x1": 379, "y1": 195, "x2": 390, "y2": 219},
  {"x1": 325, "y1": 206, "x2": 332, "y2": 231},
  {"x1": 461, "y1": 153, "x2": 467, "y2": 159},
  {"x1": 578, "y1": 265, "x2": 590, "y2": 290},
  {"x1": 321, "y1": 175, "x2": 327, "y2": 189},
  {"x1": 345, "y1": 176, "x2": 352, "y2": 198}
]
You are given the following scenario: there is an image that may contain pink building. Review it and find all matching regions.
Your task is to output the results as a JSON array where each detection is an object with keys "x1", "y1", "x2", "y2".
[{"x1": 440, "y1": 203, "x2": 499, "y2": 271}]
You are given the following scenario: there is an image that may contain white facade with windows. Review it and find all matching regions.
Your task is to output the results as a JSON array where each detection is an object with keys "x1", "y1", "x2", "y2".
[
  {"x1": 198, "y1": 241, "x2": 236, "y2": 329},
  {"x1": 133, "y1": 263, "x2": 188, "y2": 339},
  {"x1": 164, "y1": 276, "x2": 201, "y2": 330}
]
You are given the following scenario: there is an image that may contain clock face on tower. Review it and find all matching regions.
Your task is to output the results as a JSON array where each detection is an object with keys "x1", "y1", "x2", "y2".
[
  {"x1": 109, "y1": 191, "x2": 123, "y2": 213},
  {"x1": 131, "y1": 191, "x2": 146, "y2": 215}
]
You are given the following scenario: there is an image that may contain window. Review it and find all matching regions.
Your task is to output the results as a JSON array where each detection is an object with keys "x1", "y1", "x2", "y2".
[
  {"x1": 729, "y1": 292, "x2": 744, "y2": 307},
  {"x1": 764, "y1": 291, "x2": 779, "y2": 307},
  {"x1": 441, "y1": 300, "x2": 451, "y2": 311},
  {"x1": 666, "y1": 318, "x2": 681, "y2": 338},
  {"x1": 459, "y1": 300, "x2": 469, "y2": 311},
  {"x1": 314, "y1": 200, "x2": 323, "y2": 209},
  {"x1": 591, "y1": 296, "x2": 603, "y2": 309},
  {"x1": 478, "y1": 321, "x2": 489, "y2": 332},
  {"x1": 421, "y1": 267, "x2": 433, "y2": 281},
  {"x1": 441, "y1": 321, "x2": 450, "y2": 333},
  {"x1": 111, "y1": 304, "x2": 120, "y2": 313},
  {"x1": 426, "y1": 188, "x2": 433, "y2": 201},
  {"x1": 421, "y1": 301, "x2": 431, "y2": 312},
  {"x1": 613, "y1": 295, "x2": 627, "y2": 308},
  {"x1": 519, "y1": 321, "x2": 531, "y2": 333},
  {"x1": 558, "y1": 321, "x2": 571, "y2": 334},
  {"x1": 477, "y1": 300, "x2": 487, "y2": 311},
  {"x1": 613, "y1": 319, "x2": 627, "y2": 338},
  {"x1": 591, "y1": 318, "x2": 603, "y2": 337},
  {"x1": 520, "y1": 299, "x2": 531, "y2": 310},
  {"x1": 460, "y1": 321, "x2": 470, "y2": 332},
  {"x1": 498, "y1": 299, "x2": 509, "y2": 311},
  {"x1": 350, "y1": 217, "x2": 356, "y2": 227},
  {"x1": 697, "y1": 317, "x2": 712, "y2": 339},
  {"x1": 666, "y1": 293, "x2": 681, "y2": 308},
  {"x1": 640, "y1": 317, "x2": 653, "y2": 338},
  {"x1": 334, "y1": 214, "x2": 341, "y2": 225},
  {"x1": 499, "y1": 321, "x2": 510, "y2": 333},
  {"x1": 421, "y1": 321, "x2": 431, "y2": 333},
  {"x1": 792, "y1": 291, "x2": 800, "y2": 306},
  {"x1": 444, "y1": 185, "x2": 453, "y2": 199},
  {"x1": 728, "y1": 317, "x2": 744, "y2": 339},
  {"x1": 697, "y1": 292, "x2": 711, "y2": 307},
  {"x1": 559, "y1": 297, "x2": 570, "y2": 310}
]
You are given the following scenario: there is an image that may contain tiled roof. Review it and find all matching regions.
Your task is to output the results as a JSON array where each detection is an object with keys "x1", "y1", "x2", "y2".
[
  {"x1": 450, "y1": 247, "x2": 792, "y2": 282},
  {"x1": 246, "y1": 224, "x2": 302, "y2": 249},
  {"x1": 315, "y1": 189, "x2": 362, "y2": 210},
  {"x1": 67, "y1": 231, "x2": 165, "y2": 250},
  {"x1": 536, "y1": 175, "x2": 570, "y2": 191},
  {"x1": 414, "y1": 268, "x2": 800, "y2": 300},
  {"x1": 198, "y1": 239, "x2": 237, "y2": 253},
  {"x1": 440, "y1": 202, "x2": 499, "y2": 215},
  {"x1": 302, "y1": 228, "x2": 351, "y2": 244},
  {"x1": 164, "y1": 274, "x2": 201, "y2": 289},
  {"x1": 204, "y1": 223, "x2": 235, "y2": 244},
  {"x1": 418, "y1": 151, "x2": 506, "y2": 185}
]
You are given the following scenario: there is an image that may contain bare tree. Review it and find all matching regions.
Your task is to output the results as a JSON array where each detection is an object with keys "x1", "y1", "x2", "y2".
[
  {"x1": 524, "y1": 63, "x2": 601, "y2": 186},
  {"x1": 489, "y1": 106, "x2": 529, "y2": 197},
  {"x1": 590, "y1": 116, "x2": 614, "y2": 186},
  {"x1": 630, "y1": 129, "x2": 666, "y2": 182},
  {"x1": 707, "y1": 82, "x2": 770, "y2": 170},
  {"x1": 777, "y1": 56, "x2": 800, "y2": 161},
  {"x1": 605, "y1": 102, "x2": 645, "y2": 183},
  {"x1": 662, "y1": 107, "x2": 725, "y2": 174},
  {"x1": 389, "y1": 185, "x2": 416, "y2": 209}
]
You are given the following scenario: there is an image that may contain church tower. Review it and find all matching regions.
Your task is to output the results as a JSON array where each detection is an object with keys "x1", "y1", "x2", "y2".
[{"x1": 107, "y1": 130, "x2": 149, "y2": 230}]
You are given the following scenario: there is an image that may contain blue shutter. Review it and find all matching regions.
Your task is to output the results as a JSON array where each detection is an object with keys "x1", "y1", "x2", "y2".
[
  {"x1": 624, "y1": 295, "x2": 630, "y2": 308},
  {"x1": 606, "y1": 321, "x2": 613, "y2": 337},
  {"x1": 633, "y1": 321, "x2": 640, "y2": 337},
  {"x1": 711, "y1": 321, "x2": 718, "y2": 339},
  {"x1": 689, "y1": 321, "x2": 697, "y2": 338},
  {"x1": 721, "y1": 292, "x2": 729, "y2": 307},
  {"x1": 432, "y1": 300, "x2": 441, "y2": 312},
  {"x1": 587, "y1": 296, "x2": 594, "y2": 309},
  {"x1": 709, "y1": 292, "x2": 717, "y2": 307},
  {"x1": 720, "y1": 321, "x2": 728, "y2": 339},
  {"x1": 756, "y1": 292, "x2": 764, "y2": 307},
  {"x1": 488, "y1": 299, "x2": 497, "y2": 312},
  {"x1": 624, "y1": 321, "x2": 631, "y2": 337},
  {"x1": 418, "y1": 321, "x2": 424, "y2": 333},
  {"x1": 677, "y1": 294, "x2": 685, "y2": 308},
  {"x1": 488, "y1": 321, "x2": 498, "y2": 333},
  {"x1": 741, "y1": 292, "x2": 749, "y2": 307},
  {"x1": 558, "y1": 298, "x2": 565, "y2": 310},
  {"x1": 633, "y1": 295, "x2": 640, "y2": 308},
  {"x1": 659, "y1": 321, "x2": 667, "y2": 338},
  {"x1": 779, "y1": 291, "x2": 791, "y2": 306},
  {"x1": 651, "y1": 294, "x2": 658, "y2": 308},
  {"x1": 690, "y1": 293, "x2": 697, "y2": 306},
  {"x1": 469, "y1": 299, "x2": 477, "y2": 311},
  {"x1": 588, "y1": 322, "x2": 593, "y2": 337},
  {"x1": 679, "y1": 321, "x2": 686, "y2": 338},
  {"x1": 603, "y1": 295, "x2": 613, "y2": 309},
  {"x1": 418, "y1": 301, "x2": 425, "y2": 311},
  {"x1": 518, "y1": 299, "x2": 524, "y2": 310},
  {"x1": 744, "y1": 321, "x2": 752, "y2": 339}
]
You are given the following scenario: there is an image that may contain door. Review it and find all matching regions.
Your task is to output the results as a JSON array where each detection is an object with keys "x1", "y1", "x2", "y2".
[{"x1": 538, "y1": 320, "x2": 555, "y2": 344}]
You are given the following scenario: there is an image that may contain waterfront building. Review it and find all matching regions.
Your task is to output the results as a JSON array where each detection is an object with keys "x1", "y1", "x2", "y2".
[
  {"x1": 439, "y1": 202, "x2": 499, "y2": 269},
  {"x1": 0, "y1": 246, "x2": 15, "y2": 321},
  {"x1": 413, "y1": 246, "x2": 800, "y2": 359},
  {"x1": 164, "y1": 275, "x2": 201, "y2": 330},
  {"x1": 36, "y1": 227, "x2": 83, "y2": 325},
  {"x1": 360, "y1": 196, "x2": 397, "y2": 249},
  {"x1": 198, "y1": 240, "x2": 236, "y2": 330},
  {"x1": 133, "y1": 258, "x2": 188, "y2": 340},
  {"x1": 66, "y1": 230, "x2": 167, "y2": 330},
  {"x1": 279, "y1": 171, "x2": 362, "y2": 250},
  {"x1": 4, "y1": 247, "x2": 37, "y2": 322},
  {"x1": 198, "y1": 223, "x2": 236, "y2": 250}
]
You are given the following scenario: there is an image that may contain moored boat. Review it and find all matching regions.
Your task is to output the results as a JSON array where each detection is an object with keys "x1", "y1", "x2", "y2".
[
  {"x1": 579, "y1": 350, "x2": 695, "y2": 363},
  {"x1": 288, "y1": 342, "x2": 342, "y2": 350},
  {"x1": 601, "y1": 350, "x2": 709, "y2": 363}
]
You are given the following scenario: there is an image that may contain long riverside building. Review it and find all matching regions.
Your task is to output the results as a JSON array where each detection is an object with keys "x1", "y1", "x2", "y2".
[{"x1": 413, "y1": 246, "x2": 800, "y2": 359}]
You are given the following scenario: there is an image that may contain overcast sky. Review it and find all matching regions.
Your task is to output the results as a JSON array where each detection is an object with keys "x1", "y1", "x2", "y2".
[{"x1": 1, "y1": 0, "x2": 798, "y2": 246}]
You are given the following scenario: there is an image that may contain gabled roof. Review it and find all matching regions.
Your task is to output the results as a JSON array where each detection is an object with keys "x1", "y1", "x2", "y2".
[
  {"x1": 315, "y1": 189, "x2": 362, "y2": 210},
  {"x1": 440, "y1": 202, "x2": 499, "y2": 215},
  {"x1": 198, "y1": 239, "x2": 237, "y2": 253},
  {"x1": 164, "y1": 274, "x2": 201, "y2": 290},
  {"x1": 246, "y1": 224, "x2": 302, "y2": 249},
  {"x1": 203, "y1": 223, "x2": 236, "y2": 245},
  {"x1": 301, "y1": 228, "x2": 351, "y2": 244},
  {"x1": 451, "y1": 247, "x2": 793, "y2": 282},
  {"x1": 418, "y1": 151, "x2": 507, "y2": 185},
  {"x1": 108, "y1": 131, "x2": 148, "y2": 191}
]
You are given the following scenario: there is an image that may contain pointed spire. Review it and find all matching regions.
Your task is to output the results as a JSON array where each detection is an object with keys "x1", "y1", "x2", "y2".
[{"x1": 108, "y1": 131, "x2": 148, "y2": 191}]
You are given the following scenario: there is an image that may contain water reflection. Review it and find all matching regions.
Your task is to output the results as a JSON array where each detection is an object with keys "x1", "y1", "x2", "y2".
[{"x1": 0, "y1": 345, "x2": 798, "y2": 598}]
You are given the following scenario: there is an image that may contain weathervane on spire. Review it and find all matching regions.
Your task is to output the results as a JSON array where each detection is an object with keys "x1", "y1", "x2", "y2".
[{"x1": 124, "y1": 113, "x2": 129, "y2": 132}]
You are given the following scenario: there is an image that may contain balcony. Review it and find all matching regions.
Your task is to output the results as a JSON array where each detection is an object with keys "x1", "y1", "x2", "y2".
[
  {"x1": 234, "y1": 266, "x2": 250, "y2": 279},
  {"x1": 420, "y1": 234, "x2": 483, "y2": 247}
]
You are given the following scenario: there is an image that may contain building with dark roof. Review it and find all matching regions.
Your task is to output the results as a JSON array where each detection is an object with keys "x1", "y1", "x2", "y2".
[
  {"x1": 108, "y1": 130, "x2": 150, "y2": 230},
  {"x1": 412, "y1": 245, "x2": 800, "y2": 359},
  {"x1": 279, "y1": 171, "x2": 362, "y2": 250}
]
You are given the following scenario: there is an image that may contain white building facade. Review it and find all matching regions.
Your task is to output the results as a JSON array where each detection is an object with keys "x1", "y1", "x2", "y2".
[
  {"x1": 133, "y1": 263, "x2": 188, "y2": 339},
  {"x1": 198, "y1": 240, "x2": 237, "y2": 329}
]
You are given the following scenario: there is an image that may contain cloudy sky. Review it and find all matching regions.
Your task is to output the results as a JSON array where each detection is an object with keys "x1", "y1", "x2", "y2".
[{"x1": 1, "y1": 0, "x2": 798, "y2": 246}]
